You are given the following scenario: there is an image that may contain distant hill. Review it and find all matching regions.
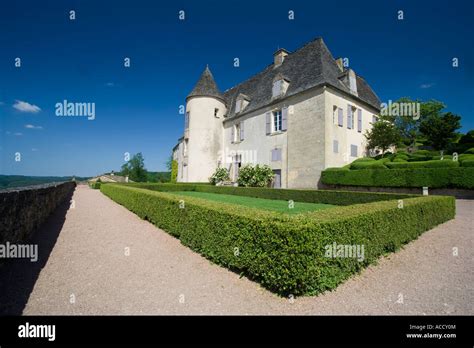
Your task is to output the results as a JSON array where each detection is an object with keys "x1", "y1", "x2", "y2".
[{"x1": 0, "y1": 175, "x2": 90, "y2": 189}]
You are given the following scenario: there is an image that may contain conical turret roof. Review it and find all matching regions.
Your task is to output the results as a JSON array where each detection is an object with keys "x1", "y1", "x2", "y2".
[{"x1": 186, "y1": 66, "x2": 224, "y2": 102}]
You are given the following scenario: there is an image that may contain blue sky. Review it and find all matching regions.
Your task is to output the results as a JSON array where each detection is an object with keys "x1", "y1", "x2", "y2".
[{"x1": 0, "y1": 0, "x2": 472, "y2": 177}]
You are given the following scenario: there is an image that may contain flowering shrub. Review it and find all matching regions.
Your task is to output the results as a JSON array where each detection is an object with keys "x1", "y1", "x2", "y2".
[
  {"x1": 209, "y1": 167, "x2": 230, "y2": 185},
  {"x1": 237, "y1": 164, "x2": 274, "y2": 187}
]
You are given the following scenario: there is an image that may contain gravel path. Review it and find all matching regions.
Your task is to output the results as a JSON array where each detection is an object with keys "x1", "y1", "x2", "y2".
[{"x1": 9, "y1": 185, "x2": 473, "y2": 315}]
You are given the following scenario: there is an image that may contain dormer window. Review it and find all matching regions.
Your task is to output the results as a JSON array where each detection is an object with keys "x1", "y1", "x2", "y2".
[
  {"x1": 235, "y1": 99, "x2": 242, "y2": 113},
  {"x1": 272, "y1": 74, "x2": 290, "y2": 98},
  {"x1": 234, "y1": 93, "x2": 250, "y2": 113}
]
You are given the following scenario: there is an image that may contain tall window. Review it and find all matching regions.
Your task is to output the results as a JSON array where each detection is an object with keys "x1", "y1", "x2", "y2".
[
  {"x1": 183, "y1": 139, "x2": 188, "y2": 156},
  {"x1": 350, "y1": 144, "x2": 358, "y2": 157},
  {"x1": 234, "y1": 123, "x2": 241, "y2": 142},
  {"x1": 333, "y1": 140, "x2": 339, "y2": 153},
  {"x1": 185, "y1": 112, "x2": 190, "y2": 129},
  {"x1": 273, "y1": 110, "x2": 282, "y2": 132}
]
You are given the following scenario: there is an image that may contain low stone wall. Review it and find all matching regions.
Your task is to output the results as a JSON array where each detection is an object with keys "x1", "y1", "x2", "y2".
[
  {"x1": 318, "y1": 183, "x2": 474, "y2": 199},
  {"x1": 0, "y1": 182, "x2": 76, "y2": 244}
]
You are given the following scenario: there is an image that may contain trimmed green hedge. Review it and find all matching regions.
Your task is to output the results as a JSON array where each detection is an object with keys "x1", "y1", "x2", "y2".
[
  {"x1": 124, "y1": 182, "x2": 416, "y2": 205},
  {"x1": 462, "y1": 160, "x2": 474, "y2": 167},
  {"x1": 464, "y1": 147, "x2": 474, "y2": 154},
  {"x1": 385, "y1": 160, "x2": 460, "y2": 169},
  {"x1": 350, "y1": 161, "x2": 387, "y2": 170},
  {"x1": 100, "y1": 184, "x2": 455, "y2": 296},
  {"x1": 89, "y1": 182, "x2": 101, "y2": 189},
  {"x1": 322, "y1": 167, "x2": 474, "y2": 189}
]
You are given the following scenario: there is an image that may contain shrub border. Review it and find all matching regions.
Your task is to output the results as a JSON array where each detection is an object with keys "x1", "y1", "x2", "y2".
[{"x1": 101, "y1": 184, "x2": 455, "y2": 296}]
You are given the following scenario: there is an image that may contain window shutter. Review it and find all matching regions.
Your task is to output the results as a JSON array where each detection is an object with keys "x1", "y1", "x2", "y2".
[
  {"x1": 338, "y1": 108, "x2": 343, "y2": 126},
  {"x1": 240, "y1": 121, "x2": 244, "y2": 141},
  {"x1": 357, "y1": 109, "x2": 362, "y2": 132},
  {"x1": 265, "y1": 112, "x2": 271, "y2": 135},
  {"x1": 282, "y1": 107, "x2": 288, "y2": 131},
  {"x1": 351, "y1": 144, "x2": 358, "y2": 157},
  {"x1": 271, "y1": 148, "x2": 282, "y2": 161},
  {"x1": 347, "y1": 105, "x2": 352, "y2": 129},
  {"x1": 231, "y1": 126, "x2": 235, "y2": 143}
]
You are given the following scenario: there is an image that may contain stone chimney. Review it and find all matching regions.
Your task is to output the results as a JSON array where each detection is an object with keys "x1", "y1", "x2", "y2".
[
  {"x1": 273, "y1": 48, "x2": 290, "y2": 67},
  {"x1": 335, "y1": 58, "x2": 344, "y2": 72}
]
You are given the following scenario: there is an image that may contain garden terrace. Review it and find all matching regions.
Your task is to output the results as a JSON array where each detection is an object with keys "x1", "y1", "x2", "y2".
[
  {"x1": 322, "y1": 149, "x2": 474, "y2": 189},
  {"x1": 101, "y1": 183, "x2": 455, "y2": 296}
]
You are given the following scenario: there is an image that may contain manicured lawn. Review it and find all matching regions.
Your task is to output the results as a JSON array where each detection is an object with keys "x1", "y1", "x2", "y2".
[{"x1": 167, "y1": 191, "x2": 336, "y2": 214}]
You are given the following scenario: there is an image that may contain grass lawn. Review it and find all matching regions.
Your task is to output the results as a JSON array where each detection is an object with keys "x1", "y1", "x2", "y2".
[{"x1": 167, "y1": 191, "x2": 336, "y2": 214}]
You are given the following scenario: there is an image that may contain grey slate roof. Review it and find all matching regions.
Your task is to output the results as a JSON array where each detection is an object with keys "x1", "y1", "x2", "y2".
[
  {"x1": 186, "y1": 66, "x2": 225, "y2": 102},
  {"x1": 221, "y1": 37, "x2": 381, "y2": 119}
]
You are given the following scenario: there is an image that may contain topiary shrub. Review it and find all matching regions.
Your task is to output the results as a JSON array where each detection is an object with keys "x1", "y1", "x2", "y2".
[
  {"x1": 353, "y1": 157, "x2": 375, "y2": 162},
  {"x1": 89, "y1": 182, "x2": 101, "y2": 189},
  {"x1": 432, "y1": 155, "x2": 453, "y2": 160},
  {"x1": 407, "y1": 154, "x2": 431, "y2": 162},
  {"x1": 350, "y1": 161, "x2": 388, "y2": 170},
  {"x1": 394, "y1": 153, "x2": 409, "y2": 161},
  {"x1": 464, "y1": 147, "x2": 474, "y2": 154},
  {"x1": 209, "y1": 167, "x2": 230, "y2": 185},
  {"x1": 412, "y1": 150, "x2": 432, "y2": 156},
  {"x1": 461, "y1": 160, "x2": 474, "y2": 167},
  {"x1": 386, "y1": 160, "x2": 459, "y2": 169},
  {"x1": 322, "y1": 167, "x2": 474, "y2": 188},
  {"x1": 237, "y1": 164, "x2": 274, "y2": 187},
  {"x1": 458, "y1": 154, "x2": 474, "y2": 163}
]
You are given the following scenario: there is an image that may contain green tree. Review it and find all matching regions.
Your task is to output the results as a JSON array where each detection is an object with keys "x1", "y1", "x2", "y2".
[
  {"x1": 171, "y1": 160, "x2": 178, "y2": 183},
  {"x1": 365, "y1": 117, "x2": 401, "y2": 154},
  {"x1": 166, "y1": 155, "x2": 173, "y2": 171},
  {"x1": 391, "y1": 97, "x2": 422, "y2": 148},
  {"x1": 419, "y1": 112, "x2": 461, "y2": 151},
  {"x1": 121, "y1": 152, "x2": 148, "y2": 182}
]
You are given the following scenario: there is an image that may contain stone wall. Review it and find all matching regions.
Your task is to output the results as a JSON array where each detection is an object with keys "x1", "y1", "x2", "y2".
[{"x1": 0, "y1": 182, "x2": 76, "y2": 244}]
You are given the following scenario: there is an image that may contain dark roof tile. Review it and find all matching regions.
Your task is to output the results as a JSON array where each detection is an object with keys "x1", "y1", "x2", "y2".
[
  {"x1": 222, "y1": 38, "x2": 381, "y2": 119},
  {"x1": 187, "y1": 66, "x2": 224, "y2": 102}
]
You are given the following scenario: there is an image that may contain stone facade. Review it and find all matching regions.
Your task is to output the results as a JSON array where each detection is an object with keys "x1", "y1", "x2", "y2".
[{"x1": 175, "y1": 38, "x2": 381, "y2": 189}]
